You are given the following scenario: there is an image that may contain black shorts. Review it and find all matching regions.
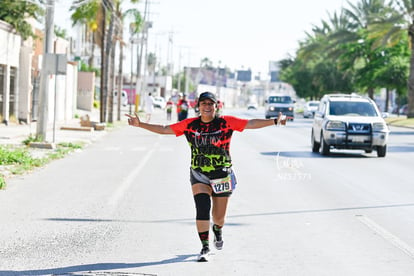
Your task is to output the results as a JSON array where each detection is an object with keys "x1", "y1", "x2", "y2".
[{"x1": 190, "y1": 168, "x2": 236, "y2": 197}]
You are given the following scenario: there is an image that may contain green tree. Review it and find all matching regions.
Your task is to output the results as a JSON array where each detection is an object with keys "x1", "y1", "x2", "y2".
[
  {"x1": 70, "y1": 0, "x2": 101, "y2": 68},
  {"x1": 173, "y1": 72, "x2": 194, "y2": 93},
  {"x1": 108, "y1": 0, "x2": 141, "y2": 122},
  {"x1": 0, "y1": 0, "x2": 44, "y2": 40},
  {"x1": 279, "y1": 57, "x2": 319, "y2": 99},
  {"x1": 200, "y1": 57, "x2": 213, "y2": 69},
  {"x1": 114, "y1": 1, "x2": 141, "y2": 121},
  {"x1": 282, "y1": 0, "x2": 402, "y2": 103},
  {"x1": 71, "y1": 0, "x2": 141, "y2": 122},
  {"x1": 54, "y1": 25, "x2": 67, "y2": 39},
  {"x1": 374, "y1": 35, "x2": 410, "y2": 111},
  {"x1": 281, "y1": 10, "x2": 354, "y2": 99},
  {"x1": 340, "y1": 0, "x2": 396, "y2": 98},
  {"x1": 367, "y1": 0, "x2": 414, "y2": 117}
]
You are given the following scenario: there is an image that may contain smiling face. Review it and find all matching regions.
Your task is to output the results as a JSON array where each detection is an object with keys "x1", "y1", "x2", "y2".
[{"x1": 198, "y1": 99, "x2": 217, "y2": 120}]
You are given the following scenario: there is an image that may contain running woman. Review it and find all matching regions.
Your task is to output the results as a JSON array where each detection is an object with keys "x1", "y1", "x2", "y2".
[{"x1": 126, "y1": 91, "x2": 286, "y2": 262}]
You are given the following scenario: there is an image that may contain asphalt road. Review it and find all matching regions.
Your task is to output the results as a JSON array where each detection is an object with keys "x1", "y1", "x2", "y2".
[{"x1": 1, "y1": 108, "x2": 414, "y2": 276}]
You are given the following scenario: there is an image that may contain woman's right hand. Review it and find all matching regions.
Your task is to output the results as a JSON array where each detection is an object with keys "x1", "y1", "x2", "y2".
[
  {"x1": 125, "y1": 112, "x2": 141, "y2": 127},
  {"x1": 276, "y1": 112, "x2": 287, "y2": 126}
]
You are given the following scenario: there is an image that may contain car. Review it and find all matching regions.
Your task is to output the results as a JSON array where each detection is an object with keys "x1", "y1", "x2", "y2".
[
  {"x1": 247, "y1": 102, "x2": 258, "y2": 110},
  {"x1": 113, "y1": 90, "x2": 128, "y2": 106},
  {"x1": 399, "y1": 104, "x2": 408, "y2": 115},
  {"x1": 303, "y1": 100, "x2": 320, "y2": 118},
  {"x1": 265, "y1": 94, "x2": 295, "y2": 120},
  {"x1": 311, "y1": 93, "x2": 390, "y2": 157},
  {"x1": 153, "y1": 96, "x2": 166, "y2": 109}
]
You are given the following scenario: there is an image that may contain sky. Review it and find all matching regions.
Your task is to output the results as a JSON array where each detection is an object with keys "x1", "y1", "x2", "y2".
[{"x1": 54, "y1": 0, "x2": 359, "y2": 79}]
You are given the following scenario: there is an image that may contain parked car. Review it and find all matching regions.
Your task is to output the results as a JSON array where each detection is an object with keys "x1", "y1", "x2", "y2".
[
  {"x1": 113, "y1": 90, "x2": 128, "y2": 106},
  {"x1": 265, "y1": 94, "x2": 295, "y2": 120},
  {"x1": 399, "y1": 104, "x2": 408, "y2": 115},
  {"x1": 311, "y1": 93, "x2": 390, "y2": 157},
  {"x1": 153, "y1": 96, "x2": 166, "y2": 109},
  {"x1": 303, "y1": 100, "x2": 320, "y2": 118}
]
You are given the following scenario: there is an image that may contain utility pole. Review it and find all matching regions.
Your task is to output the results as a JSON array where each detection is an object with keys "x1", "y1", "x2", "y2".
[
  {"x1": 135, "y1": 0, "x2": 149, "y2": 112},
  {"x1": 129, "y1": 24, "x2": 135, "y2": 114},
  {"x1": 216, "y1": 60, "x2": 221, "y2": 100},
  {"x1": 36, "y1": 0, "x2": 55, "y2": 141},
  {"x1": 99, "y1": 1, "x2": 107, "y2": 123},
  {"x1": 177, "y1": 48, "x2": 181, "y2": 93}
]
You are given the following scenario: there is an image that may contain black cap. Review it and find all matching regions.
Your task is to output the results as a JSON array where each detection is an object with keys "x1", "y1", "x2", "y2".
[{"x1": 198, "y1": 92, "x2": 217, "y2": 103}]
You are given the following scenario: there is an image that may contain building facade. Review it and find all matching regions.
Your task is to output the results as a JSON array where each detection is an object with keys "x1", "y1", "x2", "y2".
[{"x1": 0, "y1": 20, "x2": 21, "y2": 125}]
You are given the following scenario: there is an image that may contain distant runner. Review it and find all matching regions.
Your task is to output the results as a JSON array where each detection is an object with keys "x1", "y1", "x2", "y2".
[
  {"x1": 126, "y1": 91, "x2": 286, "y2": 262},
  {"x1": 176, "y1": 94, "x2": 189, "y2": 121}
]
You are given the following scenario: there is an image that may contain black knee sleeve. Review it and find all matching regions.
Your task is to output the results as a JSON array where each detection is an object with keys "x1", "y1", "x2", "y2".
[{"x1": 194, "y1": 193, "x2": 211, "y2": 220}]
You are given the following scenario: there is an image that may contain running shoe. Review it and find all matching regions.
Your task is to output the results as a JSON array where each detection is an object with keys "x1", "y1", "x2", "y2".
[
  {"x1": 197, "y1": 245, "x2": 210, "y2": 262},
  {"x1": 212, "y1": 225, "x2": 224, "y2": 250}
]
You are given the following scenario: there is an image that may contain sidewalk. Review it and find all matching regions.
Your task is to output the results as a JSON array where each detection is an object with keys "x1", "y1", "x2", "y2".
[
  {"x1": 0, "y1": 107, "x2": 177, "y2": 147},
  {"x1": 0, "y1": 109, "x2": 109, "y2": 147}
]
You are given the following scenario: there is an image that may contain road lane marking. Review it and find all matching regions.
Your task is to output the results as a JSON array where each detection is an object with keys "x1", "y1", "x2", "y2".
[
  {"x1": 102, "y1": 146, "x2": 121, "y2": 151},
  {"x1": 131, "y1": 146, "x2": 147, "y2": 151},
  {"x1": 158, "y1": 147, "x2": 174, "y2": 152},
  {"x1": 107, "y1": 139, "x2": 159, "y2": 209},
  {"x1": 357, "y1": 215, "x2": 414, "y2": 260}
]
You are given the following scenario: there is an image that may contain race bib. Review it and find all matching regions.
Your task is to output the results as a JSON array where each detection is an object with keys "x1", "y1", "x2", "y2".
[
  {"x1": 181, "y1": 103, "x2": 188, "y2": 111},
  {"x1": 210, "y1": 175, "x2": 232, "y2": 194}
]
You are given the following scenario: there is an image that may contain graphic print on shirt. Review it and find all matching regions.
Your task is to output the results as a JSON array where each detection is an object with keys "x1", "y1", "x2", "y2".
[{"x1": 170, "y1": 116, "x2": 247, "y2": 173}]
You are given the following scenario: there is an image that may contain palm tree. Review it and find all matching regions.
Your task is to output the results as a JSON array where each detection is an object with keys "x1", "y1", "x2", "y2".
[
  {"x1": 200, "y1": 57, "x2": 213, "y2": 69},
  {"x1": 71, "y1": 0, "x2": 141, "y2": 122},
  {"x1": 118, "y1": 3, "x2": 142, "y2": 120},
  {"x1": 335, "y1": 0, "x2": 392, "y2": 99},
  {"x1": 292, "y1": 10, "x2": 355, "y2": 98},
  {"x1": 368, "y1": 0, "x2": 414, "y2": 117},
  {"x1": 70, "y1": 0, "x2": 101, "y2": 68},
  {"x1": 107, "y1": 0, "x2": 141, "y2": 122}
]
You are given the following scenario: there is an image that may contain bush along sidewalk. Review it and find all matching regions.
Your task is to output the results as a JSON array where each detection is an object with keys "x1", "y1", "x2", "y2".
[{"x1": 0, "y1": 138, "x2": 83, "y2": 189}]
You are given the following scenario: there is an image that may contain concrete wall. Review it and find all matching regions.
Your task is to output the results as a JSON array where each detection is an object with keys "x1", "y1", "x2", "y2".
[
  {"x1": 77, "y1": 71, "x2": 95, "y2": 111},
  {"x1": 65, "y1": 62, "x2": 77, "y2": 122},
  {"x1": 43, "y1": 62, "x2": 77, "y2": 122},
  {"x1": 18, "y1": 44, "x2": 33, "y2": 123},
  {"x1": 0, "y1": 21, "x2": 21, "y2": 66}
]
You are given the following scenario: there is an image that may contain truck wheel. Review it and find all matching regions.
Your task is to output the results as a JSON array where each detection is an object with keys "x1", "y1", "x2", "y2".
[
  {"x1": 311, "y1": 130, "x2": 320, "y2": 153},
  {"x1": 320, "y1": 132, "x2": 330, "y2": 155},
  {"x1": 377, "y1": 145, "x2": 387, "y2": 157}
]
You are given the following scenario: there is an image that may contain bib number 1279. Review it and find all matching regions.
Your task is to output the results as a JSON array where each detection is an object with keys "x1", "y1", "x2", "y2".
[{"x1": 210, "y1": 175, "x2": 232, "y2": 194}]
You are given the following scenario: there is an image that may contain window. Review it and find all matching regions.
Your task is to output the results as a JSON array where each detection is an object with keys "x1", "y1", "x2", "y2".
[
  {"x1": 0, "y1": 65, "x2": 4, "y2": 114},
  {"x1": 329, "y1": 101, "x2": 378, "y2": 116},
  {"x1": 9, "y1": 67, "x2": 16, "y2": 114},
  {"x1": 268, "y1": 96, "x2": 292, "y2": 104}
]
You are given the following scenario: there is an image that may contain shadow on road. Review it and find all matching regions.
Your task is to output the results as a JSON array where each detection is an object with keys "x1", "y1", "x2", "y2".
[
  {"x1": 43, "y1": 218, "x2": 246, "y2": 227},
  {"x1": 0, "y1": 254, "x2": 197, "y2": 276},
  {"x1": 261, "y1": 145, "x2": 414, "y2": 157},
  {"x1": 389, "y1": 131, "x2": 414, "y2": 136},
  {"x1": 42, "y1": 201, "x2": 414, "y2": 226},
  {"x1": 227, "y1": 202, "x2": 414, "y2": 219},
  {"x1": 260, "y1": 151, "x2": 369, "y2": 158}
]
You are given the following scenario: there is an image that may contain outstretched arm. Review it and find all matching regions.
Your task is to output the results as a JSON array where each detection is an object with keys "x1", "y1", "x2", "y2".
[
  {"x1": 125, "y1": 113, "x2": 175, "y2": 135},
  {"x1": 245, "y1": 112, "x2": 286, "y2": 129}
]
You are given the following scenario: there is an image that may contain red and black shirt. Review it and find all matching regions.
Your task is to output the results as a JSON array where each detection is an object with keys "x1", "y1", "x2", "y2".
[{"x1": 170, "y1": 116, "x2": 248, "y2": 173}]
